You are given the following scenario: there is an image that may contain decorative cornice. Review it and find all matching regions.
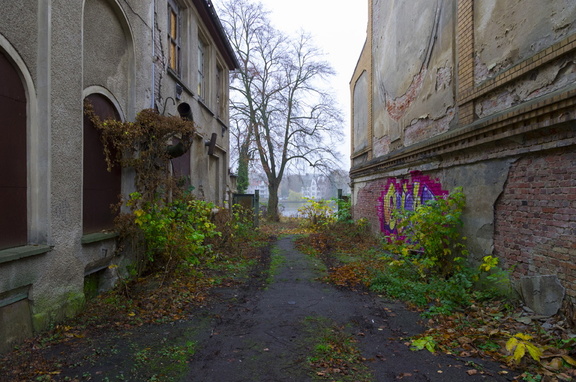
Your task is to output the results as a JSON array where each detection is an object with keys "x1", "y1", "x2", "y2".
[
  {"x1": 350, "y1": 85, "x2": 576, "y2": 178},
  {"x1": 460, "y1": 33, "x2": 576, "y2": 105}
]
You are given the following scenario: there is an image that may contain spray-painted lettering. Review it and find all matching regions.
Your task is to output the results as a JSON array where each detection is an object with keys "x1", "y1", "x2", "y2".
[{"x1": 377, "y1": 171, "x2": 447, "y2": 236}]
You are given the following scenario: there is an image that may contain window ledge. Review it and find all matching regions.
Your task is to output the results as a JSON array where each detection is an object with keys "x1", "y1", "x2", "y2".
[
  {"x1": 0, "y1": 245, "x2": 52, "y2": 265},
  {"x1": 81, "y1": 232, "x2": 119, "y2": 245},
  {"x1": 167, "y1": 69, "x2": 195, "y2": 99},
  {"x1": 198, "y1": 98, "x2": 214, "y2": 116}
]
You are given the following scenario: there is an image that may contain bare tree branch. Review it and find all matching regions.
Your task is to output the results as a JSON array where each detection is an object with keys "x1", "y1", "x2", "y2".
[{"x1": 217, "y1": 0, "x2": 344, "y2": 220}]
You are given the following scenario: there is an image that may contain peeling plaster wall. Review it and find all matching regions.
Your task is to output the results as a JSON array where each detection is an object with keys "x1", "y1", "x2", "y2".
[
  {"x1": 474, "y1": 0, "x2": 576, "y2": 83},
  {"x1": 475, "y1": 52, "x2": 576, "y2": 119},
  {"x1": 353, "y1": 71, "x2": 369, "y2": 153},
  {"x1": 372, "y1": 0, "x2": 455, "y2": 149},
  {"x1": 440, "y1": 159, "x2": 513, "y2": 258},
  {"x1": 351, "y1": 0, "x2": 576, "y2": 305}
]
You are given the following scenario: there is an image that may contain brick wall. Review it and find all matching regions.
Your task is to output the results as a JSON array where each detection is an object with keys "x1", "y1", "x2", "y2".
[
  {"x1": 353, "y1": 179, "x2": 387, "y2": 232},
  {"x1": 494, "y1": 148, "x2": 576, "y2": 298}
]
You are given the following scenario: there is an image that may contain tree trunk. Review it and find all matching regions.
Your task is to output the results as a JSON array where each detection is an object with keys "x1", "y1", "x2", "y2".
[
  {"x1": 236, "y1": 144, "x2": 250, "y2": 193},
  {"x1": 267, "y1": 181, "x2": 280, "y2": 222}
]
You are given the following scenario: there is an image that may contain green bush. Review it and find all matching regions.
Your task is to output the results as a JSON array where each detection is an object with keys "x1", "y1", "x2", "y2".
[
  {"x1": 298, "y1": 198, "x2": 335, "y2": 229},
  {"x1": 373, "y1": 188, "x2": 515, "y2": 316},
  {"x1": 129, "y1": 192, "x2": 220, "y2": 270},
  {"x1": 333, "y1": 197, "x2": 353, "y2": 223},
  {"x1": 384, "y1": 187, "x2": 468, "y2": 278},
  {"x1": 370, "y1": 257, "x2": 473, "y2": 316}
]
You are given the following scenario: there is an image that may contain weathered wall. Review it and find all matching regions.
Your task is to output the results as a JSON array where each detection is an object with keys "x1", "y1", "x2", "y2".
[
  {"x1": 0, "y1": 0, "x2": 236, "y2": 353},
  {"x1": 494, "y1": 148, "x2": 576, "y2": 298},
  {"x1": 353, "y1": 71, "x2": 369, "y2": 154},
  {"x1": 474, "y1": 0, "x2": 576, "y2": 83},
  {"x1": 83, "y1": 0, "x2": 132, "y2": 115},
  {"x1": 371, "y1": 0, "x2": 455, "y2": 152},
  {"x1": 350, "y1": 0, "x2": 576, "y2": 302},
  {"x1": 0, "y1": 1, "x2": 38, "y2": 84}
]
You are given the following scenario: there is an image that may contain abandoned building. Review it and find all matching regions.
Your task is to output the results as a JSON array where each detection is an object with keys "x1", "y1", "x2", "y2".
[
  {"x1": 0, "y1": 0, "x2": 238, "y2": 352},
  {"x1": 350, "y1": 1, "x2": 576, "y2": 308}
]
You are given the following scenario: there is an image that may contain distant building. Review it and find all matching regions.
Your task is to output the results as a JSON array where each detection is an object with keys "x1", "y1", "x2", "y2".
[
  {"x1": 350, "y1": 1, "x2": 576, "y2": 301},
  {"x1": 0, "y1": 0, "x2": 237, "y2": 352}
]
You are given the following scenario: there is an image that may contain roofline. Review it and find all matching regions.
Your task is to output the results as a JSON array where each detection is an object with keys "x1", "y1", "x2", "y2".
[{"x1": 194, "y1": 0, "x2": 239, "y2": 70}]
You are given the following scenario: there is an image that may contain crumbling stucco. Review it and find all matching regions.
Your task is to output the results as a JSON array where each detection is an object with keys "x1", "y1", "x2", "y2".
[
  {"x1": 372, "y1": 0, "x2": 455, "y2": 148},
  {"x1": 475, "y1": 54, "x2": 576, "y2": 119},
  {"x1": 404, "y1": 107, "x2": 455, "y2": 147},
  {"x1": 474, "y1": 0, "x2": 576, "y2": 83},
  {"x1": 441, "y1": 159, "x2": 514, "y2": 259}
]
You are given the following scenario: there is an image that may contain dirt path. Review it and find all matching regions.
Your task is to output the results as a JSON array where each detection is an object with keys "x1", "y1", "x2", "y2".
[
  {"x1": 183, "y1": 236, "x2": 514, "y2": 381},
  {"x1": 5, "y1": 235, "x2": 518, "y2": 381}
]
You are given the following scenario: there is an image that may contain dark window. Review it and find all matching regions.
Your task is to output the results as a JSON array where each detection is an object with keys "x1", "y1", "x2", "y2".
[
  {"x1": 0, "y1": 51, "x2": 27, "y2": 250},
  {"x1": 171, "y1": 138, "x2": 191, "y2": 189},
  {"x1": 83, "y1": 94, "x2": 122, "y2": 234}
]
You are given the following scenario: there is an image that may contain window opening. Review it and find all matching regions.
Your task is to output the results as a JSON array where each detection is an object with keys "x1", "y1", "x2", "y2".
[{"x1": 168, "y1": 0, "x2": 181, "y2": 74}]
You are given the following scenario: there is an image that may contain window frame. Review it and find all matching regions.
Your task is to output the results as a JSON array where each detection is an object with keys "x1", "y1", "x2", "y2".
[
  {"x1": 168, "y1": 0, "x2": 181, "y2": 76},
  {"x1": 197, "y1": 33, "x2": 208, "y2": 101},
  {"x1": 216, "y1": 62, "x2": 226, "y2": 119}
]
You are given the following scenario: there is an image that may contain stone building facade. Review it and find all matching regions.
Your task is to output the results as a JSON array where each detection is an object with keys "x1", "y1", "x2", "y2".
[
  {"x1": 350, "y1": 1, "x2": 576, "y2": 301},
  {"x1": 0, "y1": 0, "x2": 237, "y2": 352}
]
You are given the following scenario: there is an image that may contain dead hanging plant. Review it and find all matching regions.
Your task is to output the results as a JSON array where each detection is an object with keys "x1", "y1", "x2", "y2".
[{"x1": 84, "y1": 100, "x2": 196, "y2": 202}]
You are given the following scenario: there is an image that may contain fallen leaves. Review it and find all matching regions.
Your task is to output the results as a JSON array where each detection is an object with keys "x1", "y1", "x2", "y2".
[{"x1": 408, "y1": 300, "x2": 576, "y2": 379}]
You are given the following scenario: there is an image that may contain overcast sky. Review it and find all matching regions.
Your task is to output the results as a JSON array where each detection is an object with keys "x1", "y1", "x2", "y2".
[{"x1": 213, "y1": 0, "x2": 369, "y2": 168}]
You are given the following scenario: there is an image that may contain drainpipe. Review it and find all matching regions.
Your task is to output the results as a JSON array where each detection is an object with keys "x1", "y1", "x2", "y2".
[{"x1": 151, "y1": 0, "x2": 156, "y2": 109}]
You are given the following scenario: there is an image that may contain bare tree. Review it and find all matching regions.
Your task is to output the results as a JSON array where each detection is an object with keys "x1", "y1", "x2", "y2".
[{"x1": 218, "y1": 0, "x2": 344, "y2": 221}]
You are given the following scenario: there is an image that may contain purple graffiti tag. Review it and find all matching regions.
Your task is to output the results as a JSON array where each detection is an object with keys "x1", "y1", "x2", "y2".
[{"x1": 377, "y1": 171, "x2": 447, "y2": 237}]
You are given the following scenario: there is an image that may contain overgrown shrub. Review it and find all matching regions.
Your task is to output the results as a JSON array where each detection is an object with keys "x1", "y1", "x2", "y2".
[
  {"x1": 333, "y1": 197, "x2": 353, "y2": 223},
  {"x1": 383, "y1": 187, "x2": 468, "y2": 278},
  {"x1": 298, "y1": 198, "x2": 336, "y2": 229},
  {"x1": 84, "y1": 102, "x2": 196, "y2": 202},
  {"x1": 207, "y1": 204, "x2": 259, "y2": 252},
  {"x1": 128, "y1": 192, "x2": 220, "y2": 271},
  {"x1": 373, "y1": 188, "x2": 514, "y2": 316},
  {"x1": 84, "y1": 103, "x2": 228, "y2": 276}
]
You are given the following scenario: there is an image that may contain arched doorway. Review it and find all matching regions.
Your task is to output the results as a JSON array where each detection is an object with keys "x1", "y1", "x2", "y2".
[
  {"x1": 0, "y1": 50, "x2": 27, "y2": 250},
  {"x1": 83, "y1": 93, "x2": 122, "y2": 234}
]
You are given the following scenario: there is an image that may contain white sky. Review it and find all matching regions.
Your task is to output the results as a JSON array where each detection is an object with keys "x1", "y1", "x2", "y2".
[{"x1": 214, "y1": 0, "x2": 369, "y2": 169}]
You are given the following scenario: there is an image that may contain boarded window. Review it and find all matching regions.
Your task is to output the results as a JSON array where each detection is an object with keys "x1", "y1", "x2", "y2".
[
  {"x1": 0, "y1": 51, "x2": 27, "y2": 250},
  {"x1": 83, "y1": 94, "x2": 122, "y2": 234}
]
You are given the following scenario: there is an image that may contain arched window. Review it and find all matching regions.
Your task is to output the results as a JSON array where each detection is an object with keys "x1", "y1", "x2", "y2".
[
  {"x1": 0, "y1": 51, "x2": 27, "y2": 250},
  {"x1": 83, "y1": 94, "x2": 122, "y2": 234}
]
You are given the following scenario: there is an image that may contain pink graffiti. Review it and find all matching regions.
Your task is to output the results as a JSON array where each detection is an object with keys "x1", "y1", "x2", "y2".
[{"x1": 377, "y1": 171, "x2": 447, "y2": 236}]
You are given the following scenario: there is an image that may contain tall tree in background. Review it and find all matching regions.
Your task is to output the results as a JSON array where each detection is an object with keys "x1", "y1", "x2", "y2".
[{"x1": 218, "y1": 0, "x2": 344, "y2": 221}]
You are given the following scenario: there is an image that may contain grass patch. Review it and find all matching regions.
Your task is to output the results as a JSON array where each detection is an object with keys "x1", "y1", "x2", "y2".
[
  {"x1": 303, "y1": 316, "x2": 373, "y2": 382},
  {"x1": 131, "y1": 337, "x2": 197, "y2": 381},
  {"x1": 266, "y1": 246, "x2": 286, "y2": 284}
]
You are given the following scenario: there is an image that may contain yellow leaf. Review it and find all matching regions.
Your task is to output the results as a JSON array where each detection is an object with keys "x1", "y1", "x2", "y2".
[
  {"x1": 561, "y1": 354, "x2": 576, "y2": 366},
  {"x1": 525, "y1": 343, "x2": 542, "y2": 362},
  {"x1": 506, "y1": 337, "x2": 519, "y2": 353},
  {"x1": 513, "y1": 343, "x2": 526, "y2": 363},
  {"x1": 514, "y1": 333, "x2": 533, "y2": 341},
  {"x1": 546, "y1": 357, "x2": 564, "y2": 370},
  {"x1": 128, "y1": 312, "x2": 136, "y2": 317}
]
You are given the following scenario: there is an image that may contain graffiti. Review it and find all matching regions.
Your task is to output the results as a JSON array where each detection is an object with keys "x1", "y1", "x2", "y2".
[{"x1": 377, "y1": 171, "x2": 447, "y2": 236}]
